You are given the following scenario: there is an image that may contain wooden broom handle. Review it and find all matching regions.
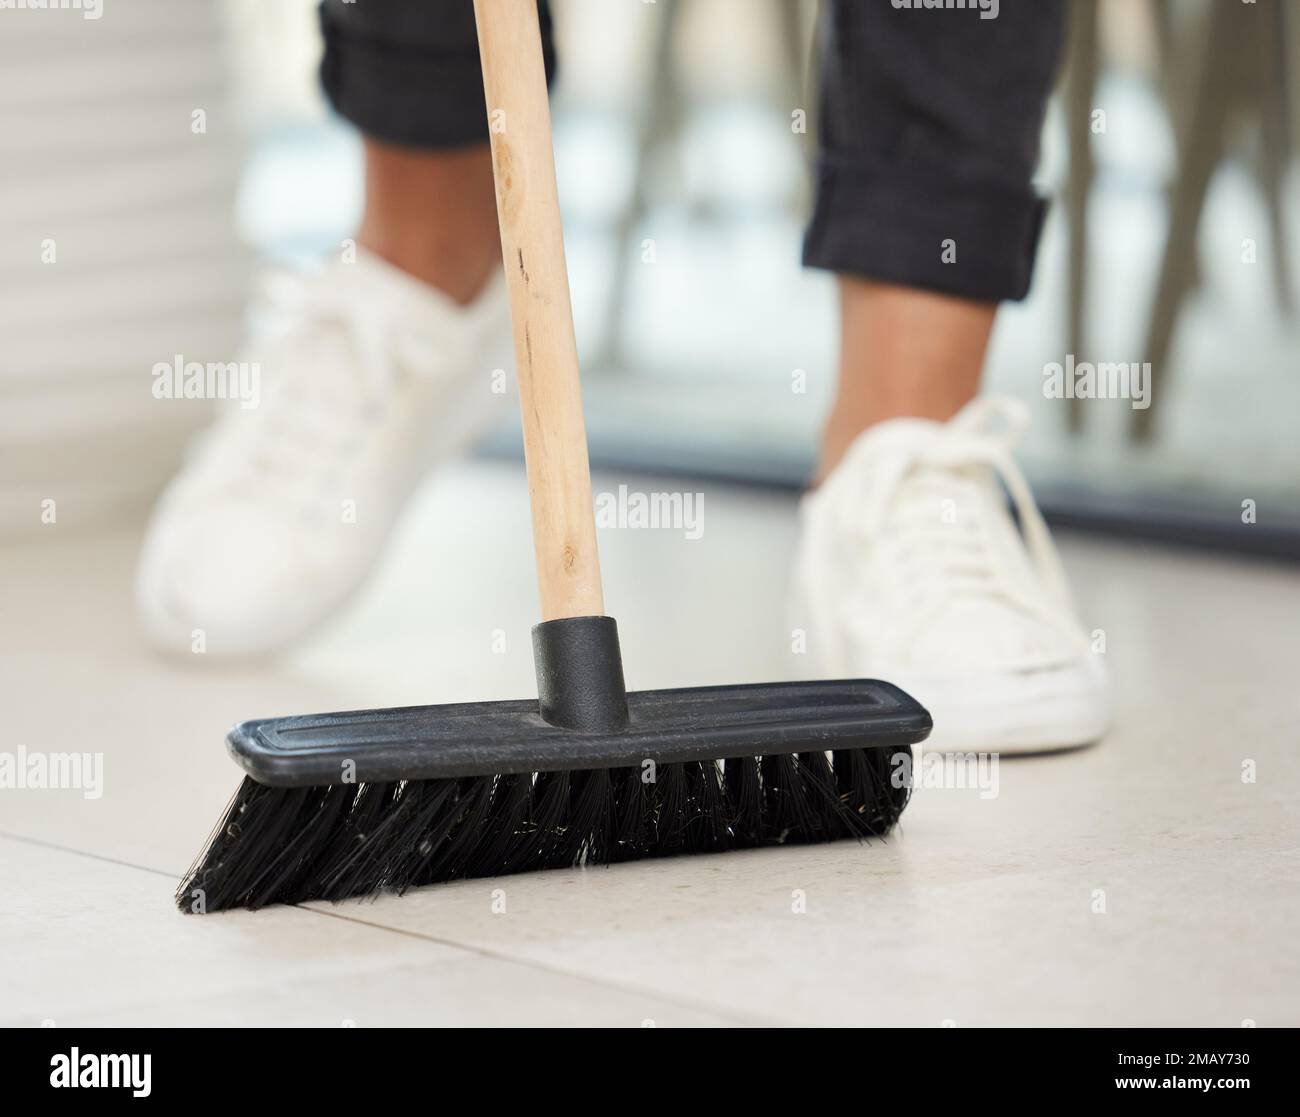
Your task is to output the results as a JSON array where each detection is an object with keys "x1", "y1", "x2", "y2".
[{"x1": 474, "y1": 0, "x2": 605, "y2": 622}]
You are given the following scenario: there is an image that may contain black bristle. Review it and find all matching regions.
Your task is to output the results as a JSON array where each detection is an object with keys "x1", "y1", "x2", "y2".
[
  {"x1": 611, "y1": 764, "x2": 652, "y2": 861},
  {"x1": 761, "y1": 752, "x2": 821, "y2": 843},
  {"x1": 564, "y1": 767, "x2": 615, "y2": 866},
  {"x1": 177, "y1": 779, "x2": 286, "y2": 913},
  {"x1": 465, "y1": 772, "x2": 534, "y2": 878},
  {"x1": 835, "y1": 745, "x2": 910, "y2": 834},
  {"x1": 309, "y1": 781, "x2": 399, "y2": 902},
  {"x1": 651, "y1": 762, "x2": 689, "y2": 855},
  {"x1": 685, "y1": 760, "x2": 731, "y2": 853},
  {"x1": 527, "y1": 770, "x2": 572, "y2": 871},
  {"x1": 414, "y1": 777, "x2": 495, "y2": 885},
  {"x1": 798, "y1": 749, "x2": 860, "y2": 840},
  {"x1": 245, "y1": 782, "x2": 355, "y2": 907},
  {"x1": 177, "y1": 743, "x2": 913, "y2": 913},
  {"x1": 380, "y1": 778, "x2": 464, "y2": 894},
  {"x1": 724, "y1": 756, "x2": 764, "y2": 848}
]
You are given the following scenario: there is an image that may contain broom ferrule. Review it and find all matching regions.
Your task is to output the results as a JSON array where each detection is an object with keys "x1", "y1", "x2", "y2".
[{"x1": 531, "y1": 615, "x2": 629, "y2": 732}]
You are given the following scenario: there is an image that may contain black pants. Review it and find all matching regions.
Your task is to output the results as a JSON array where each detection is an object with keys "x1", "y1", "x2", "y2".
[{"x1": 319, "y1": 1, "x2": 1064, "y2": 302}]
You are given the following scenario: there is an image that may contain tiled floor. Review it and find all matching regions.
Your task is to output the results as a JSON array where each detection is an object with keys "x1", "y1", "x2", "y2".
[{"x1": 2, "y1": 460, "x2": 1297, "y2": 1026}]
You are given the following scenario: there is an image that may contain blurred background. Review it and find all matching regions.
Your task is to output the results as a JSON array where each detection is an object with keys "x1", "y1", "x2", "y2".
[{"x1": 2, "y1": 0, "x2": 1297, "y2": 548}]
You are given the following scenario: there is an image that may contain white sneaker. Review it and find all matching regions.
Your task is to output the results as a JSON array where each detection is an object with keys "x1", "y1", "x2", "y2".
[
  {"x1": 136, "y1": 249, "x2": 512, "y2": 657},
  {"x1": 792, "y1": 396, "x2": 1110, "y2": 753}
]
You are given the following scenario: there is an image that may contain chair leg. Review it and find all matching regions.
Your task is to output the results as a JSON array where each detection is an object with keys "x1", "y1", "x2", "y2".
[
  {"x1": 591, "y1": 0, "x2": 683, "y2": 372},
  {"x1": 1063, "y1": 0, "x2": 1100, "y2": 436},
  {"x1": 1258, "y1": 1, "x2": 1293, "y2": 315},
  {"x1": 1133, "y1": 0, "x2": 1249, "y2": 442}
]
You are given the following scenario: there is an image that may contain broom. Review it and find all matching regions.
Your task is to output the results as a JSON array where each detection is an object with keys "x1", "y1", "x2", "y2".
[{"x1": 176, "y1": 0, "x2": 930, "y2": 914}]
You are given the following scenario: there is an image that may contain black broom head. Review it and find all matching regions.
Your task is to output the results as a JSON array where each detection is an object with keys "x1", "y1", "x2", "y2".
[{"x1": 177, "y1": 679, "x2": 930, "y2": 913}]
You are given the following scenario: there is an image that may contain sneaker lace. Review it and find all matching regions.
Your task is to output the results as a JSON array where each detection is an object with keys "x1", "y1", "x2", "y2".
[
  {"x1": 197, "y1": 268, "x2": 436, "y2": 516},
  {"x1": 832, "y1": 396, "x2": 1078, "y2": 654}
]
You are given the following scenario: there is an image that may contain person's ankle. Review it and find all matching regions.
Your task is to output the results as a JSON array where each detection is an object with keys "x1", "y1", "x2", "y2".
[
  {"x1": 357, "y1": 224, "x2": 499, "y2": 306},
  {"x1": 357, "y1": 138, "x2": 501, "y2": 306}
]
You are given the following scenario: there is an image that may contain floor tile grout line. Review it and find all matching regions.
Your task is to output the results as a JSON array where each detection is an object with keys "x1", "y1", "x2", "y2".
[
  {"x1": 0, "y1": 830, "x2": 180, "y2": 880},
  {"x1": 303, "y1": 905, "x2": 784, "y2": 1028},
  {"x1": 0, "y1": 831, "x2": 784, "y2": 1027}
]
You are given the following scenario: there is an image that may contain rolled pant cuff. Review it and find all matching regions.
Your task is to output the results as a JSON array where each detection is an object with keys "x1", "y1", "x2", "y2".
[
  {"x1": 319, "y1": 13, "x2": 557, "y2": 150},
  {"x1": 802, "y1": 158, "x2": 1049, "y2": 303}
]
